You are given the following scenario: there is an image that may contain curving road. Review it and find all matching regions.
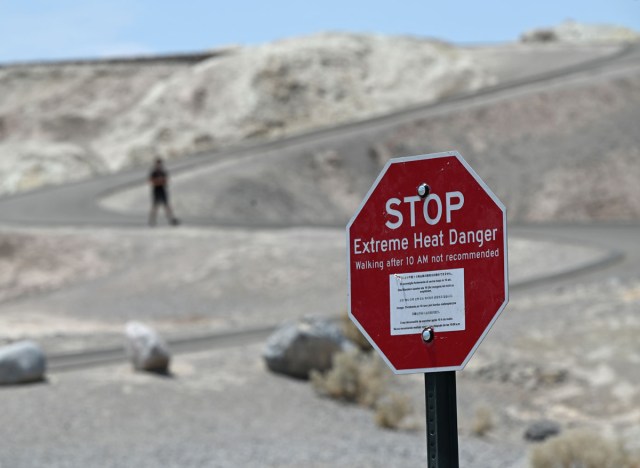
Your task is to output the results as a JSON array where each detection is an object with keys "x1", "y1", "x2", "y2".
[{"x1": 1, "y1": 42, "x2": 639, "y2": 229}]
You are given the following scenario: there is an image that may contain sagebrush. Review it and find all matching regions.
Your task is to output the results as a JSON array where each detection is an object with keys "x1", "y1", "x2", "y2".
[
  {"x1": 471, "y1": 405, "x2": 494, "y2": 437},
  {"x1": 310, "y1": 348, "x2": 388, "y2": 406},
  {"x1": 530, "y1": 429, "x2": 640, "y2": 468},
  {"x1": 311, "y1": 349, "x2": 414, "y2": 430}
]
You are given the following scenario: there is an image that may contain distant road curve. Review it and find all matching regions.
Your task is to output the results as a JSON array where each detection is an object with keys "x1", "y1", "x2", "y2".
[
  {"x1": 0, "y1": 42, "x2": 638, "y2": 229},
  {"x1": 45, "y1": 222, "x2": 639, "y2": 373}
]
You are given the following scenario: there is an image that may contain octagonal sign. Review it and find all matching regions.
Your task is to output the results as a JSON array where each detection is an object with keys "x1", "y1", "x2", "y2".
[{"x1": 347, "y1": 151, "x2": 508, "y2": 374}]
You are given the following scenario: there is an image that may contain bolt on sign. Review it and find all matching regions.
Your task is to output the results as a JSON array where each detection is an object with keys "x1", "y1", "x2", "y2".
[{"x1": 347, "y1": 151, "x2": 508, "y2": 374}]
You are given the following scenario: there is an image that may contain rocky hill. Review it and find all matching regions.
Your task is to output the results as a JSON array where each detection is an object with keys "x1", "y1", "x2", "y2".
[
  {"x1": 0, "y1": 61, "x2": 187, "y2": 193},
  {"x1": 101, "y1": 36, "x2": 640, "y2": 225},
  {"x1": 1, "y1": 24, "x2": 639, "y2": 224},
  {"x1": 0, "y1": 33, "x2": 492, "y2": 195}
]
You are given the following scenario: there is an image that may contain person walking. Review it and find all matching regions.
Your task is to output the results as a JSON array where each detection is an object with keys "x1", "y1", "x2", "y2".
[{"x1": 148, "y1": 158, "x2": 179, "y2": 226}]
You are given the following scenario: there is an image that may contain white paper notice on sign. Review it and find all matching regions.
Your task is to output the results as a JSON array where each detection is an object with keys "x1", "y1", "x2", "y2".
[{"x1": 389, "y1": 268, "x2": 465, "y2": 335}]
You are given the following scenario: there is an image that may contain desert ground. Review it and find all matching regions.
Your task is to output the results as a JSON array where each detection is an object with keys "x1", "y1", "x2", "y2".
[{"x1": 1, "y1": 23, "x2": 639, "y2": 467}]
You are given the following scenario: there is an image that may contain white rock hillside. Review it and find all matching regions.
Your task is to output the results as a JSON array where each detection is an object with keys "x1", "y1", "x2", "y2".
[
  {"x1": 0, "y1": 33, "x2": 490, "y2": 195},
  {"x1": 0, "y1": 61, "x2": 186, "y2": 193},
  {"x1": 0, "y1": 24, "x2": 636, "y2": 197}
]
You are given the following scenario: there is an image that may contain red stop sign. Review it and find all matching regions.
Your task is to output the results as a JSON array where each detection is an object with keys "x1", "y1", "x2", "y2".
[{"x1": 347, "y1": 151, "x2": 508, "y2": 373}]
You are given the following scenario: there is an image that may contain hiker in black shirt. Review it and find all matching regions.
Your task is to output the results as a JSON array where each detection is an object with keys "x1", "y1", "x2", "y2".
[{"x1": 148, "y1": 158, "x2": 179, "y2": 226}]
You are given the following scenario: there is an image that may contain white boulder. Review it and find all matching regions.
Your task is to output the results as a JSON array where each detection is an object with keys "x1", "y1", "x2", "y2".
[{"x1": 124, "y1": 322, "x2": 171, "y2": 373}]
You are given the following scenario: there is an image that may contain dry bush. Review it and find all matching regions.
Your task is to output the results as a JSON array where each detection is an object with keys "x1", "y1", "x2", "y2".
[
  {"x1": 375, "y1": 393, "x2": 413, "y2": 430},
  {"x1": 471, "y1": 405, "x2": 494, "y2": 437},
  {"x1": 530, "y1": 429, "x2": 640, "y2": 468},
  {"x1": 340, "y1": 313, "x2": 373, "y2": 351},
  {"x1": 311, "y1": 349, "x2": 417, "y2": 430},
  {"x1": 310, "y1": 348, "x2": 389, "y2": 406}
]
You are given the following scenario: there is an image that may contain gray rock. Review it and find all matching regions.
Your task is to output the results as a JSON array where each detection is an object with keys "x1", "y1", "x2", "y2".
[
  {"x1": 524, "y1": 419, "x2": 561, "y2": 442},
  {"x1": 263, "y1": 317, "x2": 354, "y2": 379},
  {"x1": 0, "y1": 340, "x2": 46, "y2": 385},
  {"x1": 124, "y1": 322, "x2": 170, "y2": 373}
]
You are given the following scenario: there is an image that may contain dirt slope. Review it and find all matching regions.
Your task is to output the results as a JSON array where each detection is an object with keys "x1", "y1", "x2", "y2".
[{"x1": 101, "y1": 54, "x2": 640, "y2": 225}]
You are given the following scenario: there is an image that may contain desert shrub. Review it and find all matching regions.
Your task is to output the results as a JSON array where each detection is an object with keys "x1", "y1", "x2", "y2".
[
  {"x1": 311, "y1": 349, "x2": 417, "y2": 430},
  {"x1": 340, "y1": 313, "x2": 373, "y2": 351},
  {"x1": 374, "y1": 393, "x2": 412, "y2": 430},
  {"x1": 530, "y1": 429, "x2": 640, "y2": 468},
  {"x1": 471, "y1": 405, "x2": 494, "y2": 437},
  {"x1": 311, "y1": 347, "x2": 420, "y2": 430},
  {"x1": 310, "y1": 348, "x2": 389, "y2": 406}
]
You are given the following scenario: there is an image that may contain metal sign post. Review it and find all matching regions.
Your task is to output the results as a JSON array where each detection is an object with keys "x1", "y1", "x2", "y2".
[
  {"x1": 425, "y1": 371, "x2": 459, "y2": 468},
  {"x1": 347, "y1": 151, "x2": 507, "y2": 465}
]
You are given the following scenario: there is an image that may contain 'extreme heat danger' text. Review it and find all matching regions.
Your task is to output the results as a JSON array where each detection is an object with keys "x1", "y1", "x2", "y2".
[{"x1": 352, "y1": 228, "x2": 498, "y2": 255}]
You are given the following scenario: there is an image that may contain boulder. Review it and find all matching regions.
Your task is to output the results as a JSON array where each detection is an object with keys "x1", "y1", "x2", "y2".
[
  {"x1": 0, "y1": 340, "x2": 47, "y2": 385},
  {"x1": 263, "y1": 317, "x2": 354, "y2": 379},
  {"x1": 524, "y1": 419, "x2": 562, "y2": 442},
  {"x1": 124, "y1": 322, "x2": 171, "y2": 373}
]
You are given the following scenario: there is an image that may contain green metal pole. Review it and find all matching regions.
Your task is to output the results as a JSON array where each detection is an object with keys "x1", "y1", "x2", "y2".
[{"x1": 425, "y1": 371, "x2": 459, "y2": 468}]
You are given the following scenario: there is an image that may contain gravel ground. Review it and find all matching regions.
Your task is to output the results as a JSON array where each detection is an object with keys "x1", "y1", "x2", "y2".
[
  {"x1": 461, "y1": 275, "x2": 640, "y2": 456},
  {"x1": 0, "y1": 344, "x2": 526, "y2": 468},
  {"x1": 0, "y1": 224, "x2": 632, "y2": 467}
]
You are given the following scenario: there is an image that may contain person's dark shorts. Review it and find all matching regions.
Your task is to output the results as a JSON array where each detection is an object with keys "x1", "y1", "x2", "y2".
[{"x1": 152, "y1": 186, "x2": 168, "y2": 205}]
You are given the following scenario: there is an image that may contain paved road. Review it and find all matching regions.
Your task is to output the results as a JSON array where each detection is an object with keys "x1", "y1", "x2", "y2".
[{"x1": 510, "y1": 223, "x2": 636, "y2": 289}]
